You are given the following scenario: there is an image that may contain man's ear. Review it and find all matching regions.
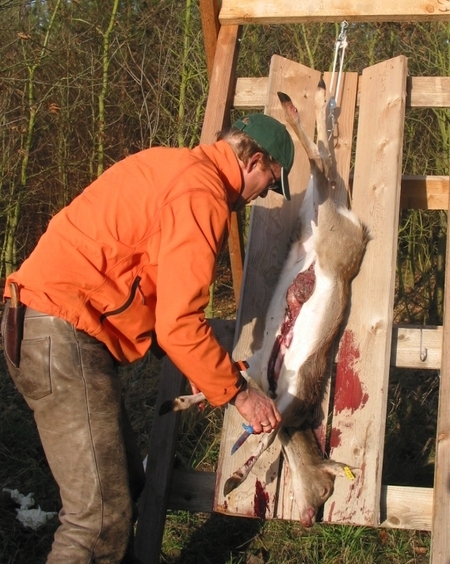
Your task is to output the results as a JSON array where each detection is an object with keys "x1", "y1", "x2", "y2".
[{"x1": 246, "y1": 151, "x2": 263, "y2": 173}]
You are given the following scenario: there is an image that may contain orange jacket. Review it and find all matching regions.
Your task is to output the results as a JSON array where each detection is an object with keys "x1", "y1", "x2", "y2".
[{"x1": 4, "y1": 141, "x2": 244, "y2": 406}]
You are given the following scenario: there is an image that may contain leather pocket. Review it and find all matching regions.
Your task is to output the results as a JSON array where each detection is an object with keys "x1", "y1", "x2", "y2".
[{"x1": 12, "y1": 337, "x2": 52, "y2": 400}]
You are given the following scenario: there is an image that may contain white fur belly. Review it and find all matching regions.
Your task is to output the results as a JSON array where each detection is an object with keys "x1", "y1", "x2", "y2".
[{"x1": 279, "y1": 273, "x2": 334, "y2": 397}]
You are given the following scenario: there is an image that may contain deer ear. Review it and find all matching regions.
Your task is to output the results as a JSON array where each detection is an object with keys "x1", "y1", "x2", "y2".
[{"x1": 322, "y1": 460, "x2": 359, "y2": 480}]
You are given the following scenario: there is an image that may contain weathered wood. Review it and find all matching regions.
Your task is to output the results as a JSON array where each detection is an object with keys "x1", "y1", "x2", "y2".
[
  {"x1": 168, "y1": 468, "x2": 216, "y2": 512},
  {"x1": 199, "y1": 0, "x2": 220, "y2": 79},
  {"x1": 406, "y1": 76, "x2": 450, "y2": 108},
  {"x1": 135, "y1": 319, "x2": 235, "y2": 564},
  {"x1": 215, "y1": 56, "x2": 322, "y2": 519},
  {"x1": 233, "y1": 76, "x2": 450, "y2": 110},
  {"x1": 430, "y1": 177, "x2": 450, "y2": 563},
  {"x1": 200, "y1": 24, "x2": 240, "y2": 142},
  {"x1": 214, "y1": 58, "x2": 361, "y2": 520},
  {"x1": 228, "y1": 210, "x2": 245, "y2": 307},
  {"x1": 134, "y1": 358, "x2": 186, "y2": 564},
  {"x1": 324, "y1": 56, "x2": 408, "y2": 527},
  {"x1": 199, "y1": 23, "x2": 244, "y2": 314},
  {"x1": 391, "y1": 325, "x2": 442, "y2": 370},
  {"x1": 219, "y1": 0, "x2": 450, "y2": 24},
  {"x1": 399, "y1": 176, "x2": 449, "y2": 210},
  {"x1": 380, "y1": 486, "x2": 433, "y2": 531}
]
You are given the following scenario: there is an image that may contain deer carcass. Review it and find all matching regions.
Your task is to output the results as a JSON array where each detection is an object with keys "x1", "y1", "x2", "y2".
[{"x1": 161, "y1": 80, "x2": 369, "y2": 526}]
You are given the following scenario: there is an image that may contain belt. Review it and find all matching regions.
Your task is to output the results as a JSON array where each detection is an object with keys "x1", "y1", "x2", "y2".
[{"x1": 3, "y1": 282, "x2": 25, "y2": 368}]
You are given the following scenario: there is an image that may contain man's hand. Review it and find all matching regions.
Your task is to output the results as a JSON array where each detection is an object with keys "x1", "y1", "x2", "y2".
[{"x1": 232, "y1": 386, "x2": 281, "y2": 434}]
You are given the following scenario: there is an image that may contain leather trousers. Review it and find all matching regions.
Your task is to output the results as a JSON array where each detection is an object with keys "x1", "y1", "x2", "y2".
[{"x1": 1, "y1": 303, "x2": 145, "y2": 563}]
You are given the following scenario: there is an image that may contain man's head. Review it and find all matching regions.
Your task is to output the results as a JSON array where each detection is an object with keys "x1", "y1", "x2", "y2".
[{"x1": 229, "y1": 113, "x2": 294, "y2": 200}]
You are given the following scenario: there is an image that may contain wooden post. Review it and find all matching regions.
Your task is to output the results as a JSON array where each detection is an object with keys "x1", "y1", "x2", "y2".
[
  {"x1": 199, "y1": 0, "x2": 220, "y2": 79},
  {"x1": 199, "y1": 23, "x2": 245, "y2": 306},
  {"x1": 430, "y1": 177, "x2": 450, "y2": 563}
]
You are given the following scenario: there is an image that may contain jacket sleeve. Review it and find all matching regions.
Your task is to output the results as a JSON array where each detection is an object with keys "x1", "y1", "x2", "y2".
[{"x1": 153, "y1": 189, "x2": 242, "y2": 406}]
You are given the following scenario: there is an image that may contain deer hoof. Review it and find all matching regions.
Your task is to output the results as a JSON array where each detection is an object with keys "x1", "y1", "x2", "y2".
[
  {"x1": 159, "y1": 400, "x2": 174, "y2": 416},
  {"x1": 223, "y1": 475, "x2": 243, "y2": 496}
]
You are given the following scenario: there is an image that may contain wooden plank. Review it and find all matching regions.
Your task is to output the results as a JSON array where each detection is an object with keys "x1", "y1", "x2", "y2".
[
  {"x1": 234, "y1": 76, "x2": 450, "y2": 110},
  {"x1": 199, "y1": 0, "x2": 220, "y2": 79},
  {"x1": 407, "y1": 76, "x2": 450, "y2": 109},
  {"x1": 380, "y1": 486, "x2": 433, "y2": 531},
  {"x1": 200, "y1": 24, "x2": 240, "y2": 142},
  {"x1": 276, "y1": 70, "x2": 359, "y2": 519},
  {"x1": 199, "y1": 24, "x2": 244, "y2": 313},
  {"x1": 214, "y1": 56, "x2": 323, "y2": 519},
  {"x1": 135, "y1": 319, "x2": 235, "y2": 563},
  {"x1": 400, "y1": 176, "x2": 449, "y2": 210},
  {"x1": 134, "y1": 358, "x2": 186, "y2": 563},
  {"x1": 168, "y1": 468, "x2": 215, "y2": 512},
  {"x1": 391, "y1": 325, "x2": 442, "y2": 370},
  {"x1": 323, "y1": 56, "x2": 408, "y2": 527},
  {"x1": 430, "y1": 178, "x2": 450, "y2": 563},
  {"x1": 219, "y1": 0, "x2": 450, "y2": 24}
]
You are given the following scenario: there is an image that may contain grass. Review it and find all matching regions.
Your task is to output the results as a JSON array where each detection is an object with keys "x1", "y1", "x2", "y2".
[{"x1": 0, "y1": 241, "x2": 440, "y2": 563}]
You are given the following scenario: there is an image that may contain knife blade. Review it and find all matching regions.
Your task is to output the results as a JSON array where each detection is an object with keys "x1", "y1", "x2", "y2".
[{"x1": 231, "y1": 423, "x2": 254, "y2": 455}]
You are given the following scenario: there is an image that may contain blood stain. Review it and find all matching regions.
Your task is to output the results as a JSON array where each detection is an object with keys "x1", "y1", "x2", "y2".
[
  {"x1": 334, "y1": 330, "x2": 368, "y2": 414},
  {"x1": 254, "y1": 479, "x2": 269, "y2": 519}
]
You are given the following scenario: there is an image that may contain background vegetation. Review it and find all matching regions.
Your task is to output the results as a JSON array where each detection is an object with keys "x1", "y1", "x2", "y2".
[{"x1": 0, "y1": 1, "x2": 449, "y2": 562}]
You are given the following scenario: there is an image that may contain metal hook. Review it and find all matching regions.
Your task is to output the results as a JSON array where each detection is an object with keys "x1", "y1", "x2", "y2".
[{"x1": 419, "y1": 328, "x2": 428, "y2": 362}]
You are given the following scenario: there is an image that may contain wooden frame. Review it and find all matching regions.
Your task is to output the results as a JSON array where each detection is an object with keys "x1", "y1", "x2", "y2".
[{"x1": 135, "y1": 3, "x2": 450, "y2": 563}]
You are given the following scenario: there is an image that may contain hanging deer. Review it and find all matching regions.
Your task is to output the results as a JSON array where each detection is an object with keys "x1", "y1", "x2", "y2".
[{"x1": 160, "y1": 79, "x2": 369, "y2": 527}]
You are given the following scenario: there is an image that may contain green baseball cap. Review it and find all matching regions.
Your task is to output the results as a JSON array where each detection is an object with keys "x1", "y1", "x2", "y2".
[{"x1": 232, "y1": 113, "x2": 294, "y2": 200}]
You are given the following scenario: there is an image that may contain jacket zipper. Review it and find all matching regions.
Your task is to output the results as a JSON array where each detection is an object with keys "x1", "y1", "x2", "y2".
[{"x1": 99, "y1": 276, "x2": 142, "y2": 324}]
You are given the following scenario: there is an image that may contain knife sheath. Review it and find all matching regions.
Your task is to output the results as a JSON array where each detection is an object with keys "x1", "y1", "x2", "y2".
[{"x1": 4, "y1": 282, "x2": 25, "y2": 368}]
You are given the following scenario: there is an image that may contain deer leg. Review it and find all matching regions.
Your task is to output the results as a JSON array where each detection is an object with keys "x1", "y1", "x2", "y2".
[
  {"x1": 223, "y1": 429, "x2": 278, "y2": 495},
  {"x1": 314, "y1": 79, "x2": 332, "y2": 177},
  {"x1": 277, "y1": 91, "x2": 322, "y2": 169},
  {"x1": 159, "y1": 392, "x2": 206, "y2": 415}
]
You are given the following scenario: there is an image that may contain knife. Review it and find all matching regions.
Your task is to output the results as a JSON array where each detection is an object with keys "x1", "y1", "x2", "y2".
[{"x1": 231, "y1": 423, "x2": 254, "y2": 455}]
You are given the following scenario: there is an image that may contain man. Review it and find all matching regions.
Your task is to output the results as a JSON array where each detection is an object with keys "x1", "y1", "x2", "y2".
[{"x1": 1, "y1": 112, "x2": 294, "y2": 563}]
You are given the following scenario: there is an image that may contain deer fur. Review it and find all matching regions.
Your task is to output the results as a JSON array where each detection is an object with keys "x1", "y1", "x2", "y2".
[{"x1": 160, "y1": 81, "x2": 369, "y2": 526}]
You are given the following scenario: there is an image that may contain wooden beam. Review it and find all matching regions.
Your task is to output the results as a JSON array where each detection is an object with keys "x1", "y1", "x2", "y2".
[
  {"x1": 430, "y1": 176, "x2": 450, "y2": 563},
  {"x1": 215, "y1": 57, "x2": 323, "y2": 520},
  {"x1": 199, "y1": 0, "x2": 220, "y2": 80},
  {"x1": 380, "y1": 486, "x2": 433, "y2": 531},
  {"x1": 219, "y1": 0, "x2": 450, "y2": 24},
  {"x1": 400, "y1": 176, "x2": 449, "y2": 210},
  {"x1": 199, "y1": 24, "x2": 244, "y2": 308},
  {"x1": 391, "y1": 325, "x2": 442, "y2": 370},
  {"x1": 233, "y1": 76, "x2": 450, "y2": 110}
]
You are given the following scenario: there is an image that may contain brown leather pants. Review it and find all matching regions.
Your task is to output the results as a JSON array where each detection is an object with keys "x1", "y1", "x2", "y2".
[{"x1": 1, "y1": 303, "x2": 145, "y2": 563}]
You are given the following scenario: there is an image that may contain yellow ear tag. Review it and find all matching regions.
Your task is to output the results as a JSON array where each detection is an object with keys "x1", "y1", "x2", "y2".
[{"x1": 344, "y1": 466, "x2": 355, "y2": 480}]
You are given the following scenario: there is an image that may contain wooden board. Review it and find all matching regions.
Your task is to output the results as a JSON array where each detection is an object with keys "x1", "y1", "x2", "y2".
[
  {"x1": 234, "y1": 76, "x2": 450, "y2": 110},
  {"x1": 380, "y1": 486, "x2": 433, "y2": 531},
  {"x1": 276, "y1": 70, "x2": 359, "y2": 519},
  {"x1": 214, "y1": 56, "x2": 359, "y2": 519},
  {"x1": 219, "y1": 0, "x2": 450, "y2": 24},
  {"x1": 214, "y1": 55, "x2": 322, "y2": 519},
  {"x1": 391, "y1": 325, "x2": 442, "y2": 369},
  {"x1": 430, "y1": 177, "x2": 450, "y2": 563},
  {"x1": 323, "y1": 55, "x2": 408, "y2": 527}
]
